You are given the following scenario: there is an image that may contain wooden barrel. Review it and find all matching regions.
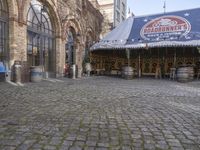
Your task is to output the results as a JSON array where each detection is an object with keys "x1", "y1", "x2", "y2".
[
  {"x1": 177, "y1": 66, "x2": 194, "y2": 82},
  {"x1": 122, "y1": 66, "x2": 134, "y2": 80},
  {"x1": 188, "y1": 66, "x2": 194, "y2": 81},
  {"x1": 30, "y1": 66, "x2": 43, "y2": 82}
]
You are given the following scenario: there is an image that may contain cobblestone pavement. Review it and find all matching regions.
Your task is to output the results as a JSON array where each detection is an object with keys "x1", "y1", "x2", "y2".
[{"x1": 0, "y1": 77, "x2": 200, "y2": 150}]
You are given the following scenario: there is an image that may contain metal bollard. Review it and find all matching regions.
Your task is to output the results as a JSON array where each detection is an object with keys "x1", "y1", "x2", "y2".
[{"x1": 72, "y1": 64, "x2": 76, "y2": 79}]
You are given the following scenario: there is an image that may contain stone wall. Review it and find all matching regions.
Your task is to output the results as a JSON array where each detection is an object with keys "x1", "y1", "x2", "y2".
[
  {"x1": 57, "y1": 0, "x2": 103, "y2": 77},
  {"x1": 5, "y1": 0, "x2": 103, "y2": 81}
]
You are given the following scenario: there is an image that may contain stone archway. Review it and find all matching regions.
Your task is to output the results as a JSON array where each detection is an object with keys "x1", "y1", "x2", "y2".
[
  {"x1": 66, "y1": 26, "x2": 77, "y2": 65},
  {"x1": 23, "y1": 0, "x2": 62, "y2": 78},
  {"x1": 64, "y1": 19, "x2": 83, "y2": 77},
  {"x1": 26, "y1": 0, "x2": 57, "y2": 77}
]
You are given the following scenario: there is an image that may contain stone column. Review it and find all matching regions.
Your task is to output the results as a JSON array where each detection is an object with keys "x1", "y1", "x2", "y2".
[
  {"x1": 76, "y1": 43, "x2": 84, "y2": 78},
  {"x1": 9, "y1": 19, "x2": 27, "y2": 82},
  {"x1": 55, "y1": 37, "x2": 65, "y2": 78},
  {"x1": 9, "y1": 20, "x2": 27, "y2": 68}
]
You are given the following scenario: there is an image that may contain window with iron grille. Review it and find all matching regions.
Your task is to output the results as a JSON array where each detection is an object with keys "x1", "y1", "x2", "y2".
[
  {"x1": 27, "y1": 0, "x2": 55, "y2": 73},
  {"x1": 0, "y1": 0, "x2": 8, "y2": 63}
]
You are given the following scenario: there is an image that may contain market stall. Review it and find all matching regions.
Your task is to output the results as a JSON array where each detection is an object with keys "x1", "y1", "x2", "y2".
[{"x1": 90, "y1": 8, "x2": 200, "y2": 80}]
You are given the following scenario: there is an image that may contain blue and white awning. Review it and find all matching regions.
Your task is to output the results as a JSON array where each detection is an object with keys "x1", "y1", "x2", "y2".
[{"x1": 91, "y1": 8, "x2": 200, "y2": 51}]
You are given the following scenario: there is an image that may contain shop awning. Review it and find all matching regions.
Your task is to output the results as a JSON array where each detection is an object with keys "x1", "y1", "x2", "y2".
[{"x1": 91, "y1": 8, "x2": 200, "y2": 51}]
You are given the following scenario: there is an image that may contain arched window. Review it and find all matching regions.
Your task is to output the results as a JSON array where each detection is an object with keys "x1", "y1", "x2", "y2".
[
  {"x1": 66, "y1": 27, "x2": 76, "y2": 65},
  {"x1": 27, "y1": 0, "x2": 55, "y2": 75},
  {"x1": 0, "y1": 0, "x2": 8, "y2": 62}
]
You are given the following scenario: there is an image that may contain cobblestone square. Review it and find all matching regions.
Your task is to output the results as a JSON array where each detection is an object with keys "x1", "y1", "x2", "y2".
[{"x1": 0, "y1": 77, "x2": 200, "y2": 150}]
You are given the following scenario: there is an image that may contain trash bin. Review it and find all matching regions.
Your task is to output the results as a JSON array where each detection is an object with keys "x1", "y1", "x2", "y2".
[
  {"x1": 30, "y1": 66, "x2": 43, "y2": 82},
  {"x1": 11, "y1": 61, "x2": 22, "y2": 83}
]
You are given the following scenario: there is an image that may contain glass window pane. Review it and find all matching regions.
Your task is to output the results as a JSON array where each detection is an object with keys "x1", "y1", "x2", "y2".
[
  {"x1": 27, "y1": 8, "x2": 34, "y2": 22},
  {"x1": 0, "y1": 39, "x2": 2, "y2": 47},
  {"x1": 27, "y1": 44, "x2": 32, "y2": 54},
  {"x1": 33, "y1": 16, "x2": 39, "y2": 25},
  {"x1": 27, "y1": 1, "x2": 54, "y2": 34},
  {"x1": 45, "y1": 37, "x2": 48, "y2": 48},
  {"x1": 27, "y1": 32, "x2": 32, "y2": 44},
  {"x1": 33, "y1": 36, "x2": 38, "y2": 46}
]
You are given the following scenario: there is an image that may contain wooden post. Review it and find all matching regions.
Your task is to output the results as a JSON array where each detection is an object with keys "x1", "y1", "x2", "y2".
[
  {"x1": 192, "y1": 47, "x2": 195, "y2": 65},
  {"x1": 138, "y1": 51, "x2": 141, "y2": 78},
  {"x1": 126, "y1": 49, "x2": 130, "y2": 67},
  {"x1": 174, "y1": 48, "x2": 176, "y2": 67}
]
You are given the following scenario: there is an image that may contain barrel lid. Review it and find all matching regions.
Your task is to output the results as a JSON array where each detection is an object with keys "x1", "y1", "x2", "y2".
[{"x1": 178, "y1": 64, "x2": 195, "y2": 67}]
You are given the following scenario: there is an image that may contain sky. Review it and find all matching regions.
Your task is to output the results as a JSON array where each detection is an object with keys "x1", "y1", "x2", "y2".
[{"x1": 127, "y1": 0, "x2": 200, "y2": 16}]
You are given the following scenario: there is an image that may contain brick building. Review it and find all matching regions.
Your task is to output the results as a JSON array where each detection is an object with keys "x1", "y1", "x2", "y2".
[{"x1": 0, "y1": 0, "x2": 103, "y2": 82}]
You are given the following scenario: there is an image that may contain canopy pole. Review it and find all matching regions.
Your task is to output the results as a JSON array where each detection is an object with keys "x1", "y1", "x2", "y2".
[
  {"x1": 126, "y1": 49, "x2": 130, "y2": 67},
  {"x1": 138, "y1": 51, "x2": 141, "y2": 78},
  {"x1": 192, "y1": 47, "x2": 195, "y2": 65},
  {"x1": 163, "y1": 47, "x2": 166, "y2": 78},
  {"x1": 183, "y1": 47, "x2": 186, "y2": 64},
  {"x1": 157, "y1": 47, "x2": 160, "y2": 79},
  {"x1": 173, "y1": 48, "x2": 176, "y2": 67},
  {"x1": 158, "y1": 47, "x2": 160, "y2": 64}
]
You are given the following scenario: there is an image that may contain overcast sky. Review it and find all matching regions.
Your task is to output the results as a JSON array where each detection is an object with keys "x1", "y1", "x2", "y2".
[{"x1": 127, "y1": 0, "x2": 200, "y2": 16}]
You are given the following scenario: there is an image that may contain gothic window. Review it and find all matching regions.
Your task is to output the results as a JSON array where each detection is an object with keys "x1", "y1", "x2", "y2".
[
  {"x1": 0, "y1": 0, "x2": 8, "y2": 62},
  {"x1": 66, "y1": 28, "x2": 76, "y2": 65},
  {"x1": 27, "y1": 0, "x2": 55, "y2": 74}
]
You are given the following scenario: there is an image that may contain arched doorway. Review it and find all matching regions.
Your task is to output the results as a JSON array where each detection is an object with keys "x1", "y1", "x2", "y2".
[
  {"x1": 27, "y1": 0, "x2": 55, "y2": 77},
  {"x1": 0, "y1": 0, "x2": 8, "y2": 64},
  {"x1": 66, "y1": 27, "x2": 77, "y2": 65}
]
